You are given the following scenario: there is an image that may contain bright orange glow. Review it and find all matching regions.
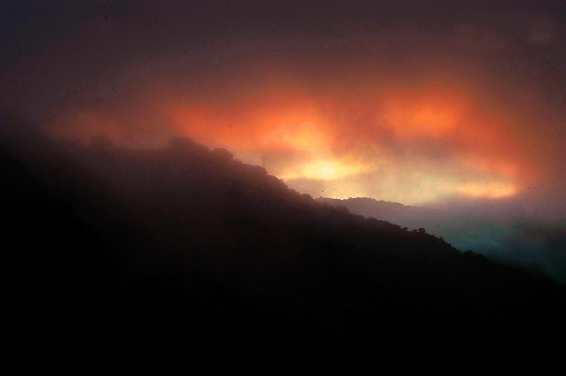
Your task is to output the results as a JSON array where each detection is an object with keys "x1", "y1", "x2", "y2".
[
  {"x1": 53, "y1": 79, "x2": 530, "y2": 205},
  {"x1": 280, "y1": 158, "x2": 370, "y2": 181},
  {"x1": 456, "y1": 182, "x2": 518, "y2": 199},
  {"x1": 167, "y1": 100, "x2": 329, "y2": 153},
  {"x1": 381, "y1": 93, "x2": 466, "y2": 138}
]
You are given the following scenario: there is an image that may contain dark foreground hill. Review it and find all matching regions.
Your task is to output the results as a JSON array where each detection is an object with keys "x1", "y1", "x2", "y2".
[{"x1": 1, "y1": 126, "x2": 564, "y2": 339}]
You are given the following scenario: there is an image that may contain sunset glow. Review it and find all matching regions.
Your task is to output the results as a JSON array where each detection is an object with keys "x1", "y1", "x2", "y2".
[
  {"x1": 280, "y1": 158, "x2": 370, "y2": 181},
  {"x1": 455, "y1": 182, "x2": 518, "y2": 199},
  {"x1": 50, "y1": 84, "x2": 530, "y2": 205},
  {"x1": 382, "y1": 96, "x2": 464, "y2": 138},
  {"x1": 132, "y1": 88, "x2": 525, "y2": 204}
]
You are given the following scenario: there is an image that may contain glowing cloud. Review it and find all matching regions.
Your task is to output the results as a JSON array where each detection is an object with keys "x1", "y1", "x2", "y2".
[
  {"x1": 280, "y1": 158, "x2": 370, "y2": 181},
  {"x1": 49, "y1": 51, "x2": 555, "y2": 206},
  {"x1": 455, "y1": 182, "x2": 518, "y2": 199}
]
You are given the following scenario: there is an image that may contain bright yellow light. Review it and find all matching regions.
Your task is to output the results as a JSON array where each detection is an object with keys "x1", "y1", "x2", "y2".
[{"x1": 280, "y1": 158, "x2": 368, "y2": 181}]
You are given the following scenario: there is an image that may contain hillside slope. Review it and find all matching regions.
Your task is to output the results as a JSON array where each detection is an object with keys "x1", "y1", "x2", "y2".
[
  {"x1": 319, "y1": 197, "x2": 566, "y2": 284},
  {"x1": 1, "y1": 128, "x2": 564, "y2": 337}
]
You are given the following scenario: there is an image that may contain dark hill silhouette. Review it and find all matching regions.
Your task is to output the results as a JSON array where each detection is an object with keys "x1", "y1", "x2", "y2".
[{"x1": 1, "y1": 123, "x2": 564, "y2": 339}]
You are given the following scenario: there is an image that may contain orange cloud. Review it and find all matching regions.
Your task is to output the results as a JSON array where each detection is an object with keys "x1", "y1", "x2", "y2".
[
  {"x1": 50, "y1": 72, "x2": 545, "y2": 204},
  {"x1": 380, "y1": 91, "x2": 467, "y2": 139}
]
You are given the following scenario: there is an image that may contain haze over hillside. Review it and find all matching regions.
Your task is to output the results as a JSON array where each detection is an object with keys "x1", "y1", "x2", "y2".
[{"x1": 2, "y1": 126, "x2": 564, "y2": 337}]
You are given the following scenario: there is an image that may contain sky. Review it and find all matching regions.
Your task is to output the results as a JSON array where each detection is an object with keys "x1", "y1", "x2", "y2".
[{"x1": 2, "y1": 1, "x2": 566, "y2": 211}]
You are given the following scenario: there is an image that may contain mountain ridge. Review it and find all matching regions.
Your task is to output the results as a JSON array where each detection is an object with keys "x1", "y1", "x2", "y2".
[
  {"x1": 1, "y1": 126, "x2": 564, "y2": 337},
  {"x1": 318, "y1": 196, "x2": 566, "y2": 284}
]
